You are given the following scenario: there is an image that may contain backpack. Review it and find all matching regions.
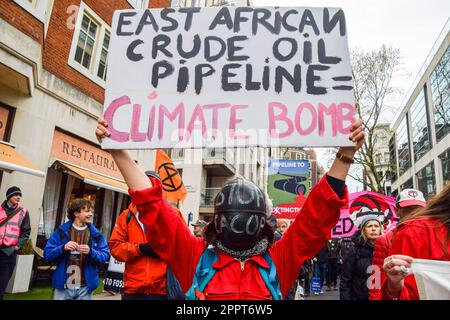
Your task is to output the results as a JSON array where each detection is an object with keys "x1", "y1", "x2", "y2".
[
  {"x1": 185, "y1": 247, "x2": 282, "y2": 300},
  {"x1": 126, "y1": 209, "x2": 185, "y2": 300}
]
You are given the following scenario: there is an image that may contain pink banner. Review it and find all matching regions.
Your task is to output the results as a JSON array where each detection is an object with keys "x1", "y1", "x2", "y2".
[{"x1": 332, "y1": 191, "x2": 399, "y2": 238}]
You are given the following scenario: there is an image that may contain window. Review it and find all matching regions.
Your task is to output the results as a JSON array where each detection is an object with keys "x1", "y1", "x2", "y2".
[
  {"x1": 13, "y1": 0, "x2": 54, "y2": 24},
  {"x1": 439, "y1": 147, "x2": 450, "y2": 186},
  {"x1": 97, "y1": 32, "x2": 110, "y2": 80},
  {"x1": 172, "y1": 0, "x2": 204, "y2": 7},
  {"x1": 416, "y1": 162, "x2": 436, "y2": 200},
  {"x1": 384, "y1": 153, "x2": 390, "y2": 164},
  {"x1": 396, "y1": 117, "x2": 411, "y2": 176},
  {"x1": 74, "y1": 14, "x2": 98, "y2": 69},
  {"x1": 431, "y1": 44, "x2": 450, "y2": 142},
  {"x1": 391, "y1": 189, "x2": 398, "y2": 198},
  {"x1": 389, "y1": 136, "x2": 398, "y2": 182},
  {"x1": 375, "y1": 153, "x2": 382, "y2": 165},
  {"x1": 410, "y1": 88, "x2": 431, "y2": 162},
  {"x1": 26, "y1": 0, "x2": 37, "y2": 6},
  {"x1": 400, "y1": 178, "x2": 413, "y2": 191},
  {"x1": 69, "y1": 3, "x2": 111, "y2": 87},
  {"x1": 127, "y1": 0, "x2": 149, "y2": 8},
  {"x1": 239, "y1": 148, "x2": 245, "y2": 175}
]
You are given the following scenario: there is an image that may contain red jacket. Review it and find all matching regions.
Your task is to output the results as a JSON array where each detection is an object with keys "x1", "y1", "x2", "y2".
[
  {"x1": 109, "y1": 204, "x2": 167, "y2": 295},
  {"x1": 380, "y1": 218, "x2": 450, "y2": 300},
  {"x1": 369, "y1": 230, "x2": 394, "y2": 300},
  {"x1": 129, "y1": 175, "x2": 347, "y2": 300}
]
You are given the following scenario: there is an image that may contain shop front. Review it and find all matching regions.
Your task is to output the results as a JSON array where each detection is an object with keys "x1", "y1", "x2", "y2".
[
  {"x1": 0, "y1": 103, "x2": 44, "y2": 180},
  {"x1": 38, "y1": 129, "x2": 130, "y2": 246}
]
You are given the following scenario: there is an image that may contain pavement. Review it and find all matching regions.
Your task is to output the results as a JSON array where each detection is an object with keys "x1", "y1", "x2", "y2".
[
  {"x1": 305, "y1": 286, "x2": 340, "y2": 300},
  {"x1": 93, "y1": 290, "x2": 121, "y2": 300},
  {"x1": 92, "y1": 285, "x2": 341, "y2": 301}
]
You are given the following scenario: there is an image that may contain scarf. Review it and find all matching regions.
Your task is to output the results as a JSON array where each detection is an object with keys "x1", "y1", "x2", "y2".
[{"x1": 215, "y1": 237, "x2": 270, "y2": 261}]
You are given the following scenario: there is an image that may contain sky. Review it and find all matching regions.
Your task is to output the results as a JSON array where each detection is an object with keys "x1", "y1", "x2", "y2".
[{"x1": 252, "y1": 0, "x2": 450, "y2": 192}]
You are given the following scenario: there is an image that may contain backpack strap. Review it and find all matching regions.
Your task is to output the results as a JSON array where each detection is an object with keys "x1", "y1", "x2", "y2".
[
  {"x1": 126, "y1": 211, "x2": 133, "y2": 225},
  {"x1": 258, "y1": 252, "x2": 282, "y2": 300},
  {"x1": 185, "y1": 248, "x2": 218, "y2": 300}
]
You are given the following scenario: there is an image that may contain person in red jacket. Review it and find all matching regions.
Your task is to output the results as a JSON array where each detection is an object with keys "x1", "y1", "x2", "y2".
[
  {"x1": 369, "y1": 189, "x2": 426, "y2": 300},
  {"x1": 110, "y1": 171, "x2": 172, "y2": 300},
  {"x1": 381, "y1": 183, "x2": 450, "y2": 300},
  {"x1": 95, "y1": 117, "x2": 365, "y2": 300}
]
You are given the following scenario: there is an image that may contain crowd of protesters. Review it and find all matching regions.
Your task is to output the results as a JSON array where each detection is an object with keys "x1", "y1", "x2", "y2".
[{"x1": 1, "y1": 114, "x2": 448, "y2": 300}]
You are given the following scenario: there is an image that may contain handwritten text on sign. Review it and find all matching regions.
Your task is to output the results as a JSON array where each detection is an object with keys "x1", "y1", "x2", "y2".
[{"x1": 102, "y1": 7, "x2": 355, "y2": 149}]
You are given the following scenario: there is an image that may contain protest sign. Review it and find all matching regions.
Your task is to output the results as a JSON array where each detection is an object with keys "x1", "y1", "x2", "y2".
[
  {"x1": 102, "y1": 7, "x2": 355, "y2": 149},
  {"x1": 103, "y1": 256, "x2": 125, "y2": 293},
  {"x1": 268, "y1": 159, "x2": 310, "y2": 220}
]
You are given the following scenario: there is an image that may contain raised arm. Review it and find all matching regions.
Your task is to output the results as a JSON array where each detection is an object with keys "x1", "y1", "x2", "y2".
[
  {"x1": 96, "y1": 117, "x2": 204, "y2": 291},
  {"x1": 270, "y1": 119, "x2": 365, "y2": 297},
  {"x1": 96, "y1": 118, "x2": 151, "y2": 190},
  {"x1": 328, "y1": 119, "x2": 365, "y2": 180}
]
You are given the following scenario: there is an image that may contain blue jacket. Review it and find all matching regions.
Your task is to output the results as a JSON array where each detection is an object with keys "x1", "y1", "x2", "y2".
[{"x1": 44, "y1": 221, "x2": 110, "y2": 292}]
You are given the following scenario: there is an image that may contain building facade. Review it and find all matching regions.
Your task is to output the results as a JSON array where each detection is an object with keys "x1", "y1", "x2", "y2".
[
  {"x1": 269, "y1": 147, "x2": 323, "y2": 188},
  {"x1": 363, "y1": 124, "x2": 394, "y2": 195},
  {"x1": 172, "y1": 0, "x2": 252, "y2": 8},
  {"x1": 169, "y1": 147, "x2": 268, "y2": 223},
  {"x1": 390, "y1": 19, "x2": 450, "y2": 199},
  {"x1": 0, "y1": 0, "x2": 171, "y2": 289}
]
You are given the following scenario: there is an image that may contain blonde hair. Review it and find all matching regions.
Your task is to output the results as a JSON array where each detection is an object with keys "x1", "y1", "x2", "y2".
[{"x1": 360, "y1": 220, "x2": 384, "y2": 244}]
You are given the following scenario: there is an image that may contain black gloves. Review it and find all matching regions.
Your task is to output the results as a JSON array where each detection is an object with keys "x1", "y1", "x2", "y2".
[{"x1": 139, "y1": 243, "x2": 159, "y2": 258}]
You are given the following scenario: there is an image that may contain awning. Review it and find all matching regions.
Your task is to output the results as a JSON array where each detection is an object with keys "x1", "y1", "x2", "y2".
[
  {"x1": 54, "y1": 161, "x2": 128, "y2": 194},
  {"x1": 0, "y1": 141, "x2": 45, "y2": 177}
]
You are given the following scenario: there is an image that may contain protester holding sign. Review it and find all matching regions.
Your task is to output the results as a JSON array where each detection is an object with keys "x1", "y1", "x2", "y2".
[
  {"x1": 381, "y1": 183, "x2": 450, "y2": 300},
  {"x1": 95, "y1": 117, "x2": 364, "y2": 300},
  {"x1": 103, "y1": 7, "x2": 356, "y2": 150}
]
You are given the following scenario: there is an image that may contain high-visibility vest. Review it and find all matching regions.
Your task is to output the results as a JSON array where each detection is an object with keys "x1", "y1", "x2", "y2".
[{"x1": 0, "y1": 205, "x2": 27, "y2": 247}]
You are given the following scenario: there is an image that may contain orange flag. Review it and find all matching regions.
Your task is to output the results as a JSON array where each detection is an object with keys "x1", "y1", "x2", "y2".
[{"x1": 155, "y1": 149, "x2": 187, "y2": 205}]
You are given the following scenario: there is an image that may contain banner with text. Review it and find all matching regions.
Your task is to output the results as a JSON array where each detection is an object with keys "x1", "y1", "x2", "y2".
[
  {"x1": 332, "y1": 191, "x2": 399, "y2": 238},
  {"x1": 103, "y1": 256, "x2": 125, "y2": 293},
  {"x1": 268, "y1": 159, "x2": 310, "y2": 220},
  {"x1": 102, "y1": 7, "x2": 355, "y2": 149}
]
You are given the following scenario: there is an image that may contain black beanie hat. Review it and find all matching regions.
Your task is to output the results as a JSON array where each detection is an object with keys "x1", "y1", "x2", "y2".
[{"x1": 6, "y1": 186, "x2": 22, "y2": 200}]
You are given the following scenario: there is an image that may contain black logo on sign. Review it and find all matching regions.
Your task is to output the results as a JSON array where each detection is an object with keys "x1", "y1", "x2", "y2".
[{"x1": 158, "y1": 162, "x2": 183, "y2": 192}]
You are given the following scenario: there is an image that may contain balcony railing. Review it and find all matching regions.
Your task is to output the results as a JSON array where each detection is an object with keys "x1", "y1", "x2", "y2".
[
  {"x1": 203, "y1": 148, "x2": 234, "y2": 165},
  {"x1": 200, "y1": 187, "x2": 222, "y2": 206}
]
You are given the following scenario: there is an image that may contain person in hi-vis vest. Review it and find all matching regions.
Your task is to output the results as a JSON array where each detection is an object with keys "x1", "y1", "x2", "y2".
[{"x1": 0, "y1": 186, "x2": 31, "y2": 299}]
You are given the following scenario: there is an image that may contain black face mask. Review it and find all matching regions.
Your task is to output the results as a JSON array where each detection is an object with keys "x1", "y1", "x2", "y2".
[
  {"x1": 213, "y1": 179, "x2": 267, "y2": 251},
  {"x1": 214, "y1": 212, "x2": 266, "y2": 251}
]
